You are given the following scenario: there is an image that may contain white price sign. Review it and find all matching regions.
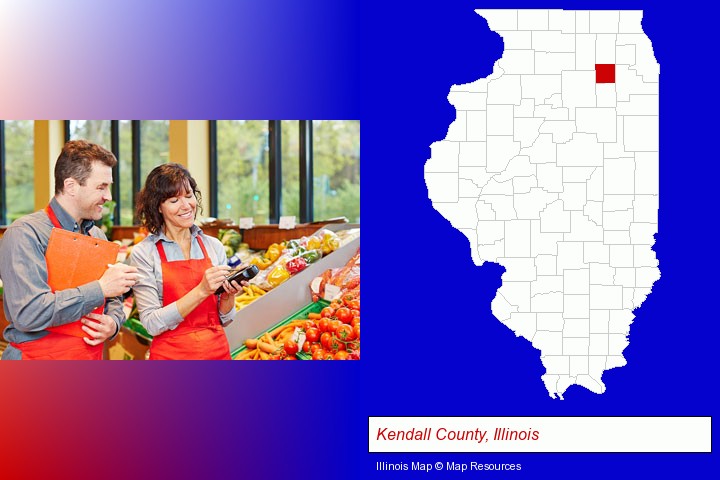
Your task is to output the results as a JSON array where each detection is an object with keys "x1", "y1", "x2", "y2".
[
  {"x1": 323, "y1": 284, "x2": 341, "y2": 301},
  {"x1": 239, "y1": 217, "x2": 254, "y2": 229},
  {"x1": 278, "y1": 215, "x2": 296, "y2": 229}
]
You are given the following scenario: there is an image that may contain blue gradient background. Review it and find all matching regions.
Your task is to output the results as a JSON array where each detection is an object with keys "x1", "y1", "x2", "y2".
[{"x1": 0, "y1": 0, "x2": 717, "y2": 479}]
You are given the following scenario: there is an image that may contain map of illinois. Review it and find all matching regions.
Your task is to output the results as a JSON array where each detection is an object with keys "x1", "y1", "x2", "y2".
[{"x1": 424, "y1": 9, "x2": 660, "y2": 399}]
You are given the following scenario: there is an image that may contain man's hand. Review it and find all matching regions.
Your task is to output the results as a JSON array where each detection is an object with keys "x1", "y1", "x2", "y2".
[
  {"x1": 98, "y1": 263, "x2": 139, "y2": 297},
  {"x1": 81, "y1": 312, "x2": 118, "y2": 345}
]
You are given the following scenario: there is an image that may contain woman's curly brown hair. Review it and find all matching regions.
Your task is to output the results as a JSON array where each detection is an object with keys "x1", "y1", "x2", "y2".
[{"x1": 136, "y1": 163, "x2": 203, "y2": 234}]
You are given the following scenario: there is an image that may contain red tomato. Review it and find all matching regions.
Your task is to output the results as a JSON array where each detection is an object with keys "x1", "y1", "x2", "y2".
[
  {"x1": 284, "y1": 340, "x2": 299, "y2": 356},
  {"x1": 347, "y1": 300, "x2": 360, "y2": 311},
  {"x1": 320, "y1": 307, "x2": 335, "y2": 318},
  {"x1": 312, "y1": 350, "x2": 325, "y2": 360},
  {"x1": 336, "y1": 324, "x2": 354, "y2": 341},
  {"x1": 323, "y1": 351, "x2": 335, "y2": 360},
  {"x1": 353, "y1": 324, "x2": 360, "y2": 340},
  {"x1": 334, "y1": 350, "x2": 349, "y2": 360},
  {"x1": 342, "y1": 294, "x2": 355, "y2": 307},
  {"x1": 320, "y1": 332, "x2": 333, "y2": 350},
  {"x1": 351, "y1": 316, "x2": 360, "y2": 327},
  {"x1": 303, "y1": 320, "x2": 315, "y2": 330},
  {"x1": 310, "y1": 343, "x2": 322, "y2": 354},
  {"x1": 318, "y1": 318, "x2": 330, "y2": 333},
  {"x1": 350, "y1": 309, "x2": 360, "y2": 318},
  {"x1": 335, "y1": 307, "x2": 352, "y2": 324},
  {"x1": 329, "y1": 320, "x2": 341, "y2": 335},
  {"x1": 329, "y1": 336, "x2": 346, "y2": 352},
  {"x1": 305, "y1": 328, "x2": 320, "y2": 343},
  {"x1": 284, "y1": 356, "x2": 298, "y2": 360},
  {"x1": 302, "y1": 341, "x2": 312, "y2": 353}
]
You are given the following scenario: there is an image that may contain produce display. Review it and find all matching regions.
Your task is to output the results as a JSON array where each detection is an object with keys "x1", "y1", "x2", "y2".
[
  {"x1": 250, "y1": 228, "x2": 346, "y2": 291},
  {"x1": 233, "y1": 318, "x2": 306, "y2": 360},
  {"x1": 311, "y1": 248, "x2": 360, "y2": 303},
  {"x1": 233, "y1": 284, "x2": 267, "y2": 310},
  {"x1": 104, "y1": 224, "x2": 360, "y2": 360},
  {"x1": 218, "y1": 229, "x2": 252, "y2": 264},
  {"x1": 219, "y1": 227, "x2": 354, "y2": 311},
  {"x1": 236, "y1": 247, "x2": 361, "y2": 360},
  {"x1": 299, "y1": 294, "x2": 360, "y2": 361},
  {"x1": 234, "y1": 293, "x2": 360, "y2": 360}
]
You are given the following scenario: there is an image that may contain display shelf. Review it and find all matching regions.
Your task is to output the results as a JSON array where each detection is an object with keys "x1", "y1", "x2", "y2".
[
  {"x1": 223, "y1": 223, "x2": 359, "y2": 351},
  {"x1": 110, "y1": 218, "x2": 349, "y2": 250},
  {"x1": 231, "y1": 300, "x2": 329, "y2": 359}
]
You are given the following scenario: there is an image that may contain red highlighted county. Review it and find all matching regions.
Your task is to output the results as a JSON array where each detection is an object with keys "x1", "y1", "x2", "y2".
[{"x1": 595, "y1": 64, "x2": 615, "y2": 83}]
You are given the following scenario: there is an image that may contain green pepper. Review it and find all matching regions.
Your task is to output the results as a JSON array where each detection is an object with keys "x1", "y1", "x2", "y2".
[{"x1": 301, "y1": 249, "x2": 321, "y2": 264}]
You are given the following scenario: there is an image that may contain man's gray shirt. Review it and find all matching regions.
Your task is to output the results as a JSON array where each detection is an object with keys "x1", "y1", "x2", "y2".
[{"x1": 0, "y1": 198, "x2": 124, "y2": 359}]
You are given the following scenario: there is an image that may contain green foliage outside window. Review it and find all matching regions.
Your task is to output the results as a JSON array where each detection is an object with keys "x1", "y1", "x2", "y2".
[
  {"x1": 216, "y1": 121, "x2": 270, "y2": 224},
  {"x1": 2, "y1": 120, "x2": 360, "y2": 226},
  {"x1": 3, "y1": 120, "x2": 34, "y2": 224}
]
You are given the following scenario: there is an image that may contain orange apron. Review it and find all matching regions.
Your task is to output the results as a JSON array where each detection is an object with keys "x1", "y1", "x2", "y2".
[
  {"x1": 149, "y1": 236, "x2": 231, "y2": 360},
  {"x1": 10, "y1": 205, "x2": 105, "y2": 360}
]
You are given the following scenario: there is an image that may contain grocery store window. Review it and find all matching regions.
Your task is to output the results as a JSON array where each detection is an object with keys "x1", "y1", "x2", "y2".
[
  {"x1": 117, "y1": 120, "x2": 134, "y2": 225},
  {"x1": 215, "y1": 121, "x2": 270, "y2": 224},
  {"x1": 281, "y1": 120, "x2": 300, "y2": 219},
  {"x1": 211, "y1": 120, "x2": 360, "y2": 225},
  {"x1": 0, "y1": 120, "x2": 35, "y2": 226},
  {"x1": 67, "y1": 120, "x2": 111, "y2": 147},
  {"x1": 65, "y1": 120, "x2": 169, "y2": 225},
  {"x1": 67, "y1": 120, "x2": 120, "y2": 224},
  {"x1": 139, "y1": 120, "x2": 170, "y2": 186},
  {"x1": 313, "y1": 120, "x2": 360, "y2": 223}
]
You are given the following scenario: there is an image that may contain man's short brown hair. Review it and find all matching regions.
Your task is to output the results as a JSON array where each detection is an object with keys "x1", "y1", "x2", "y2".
[{"x1": 54, "y1": 140, "x2": 117, "y2": 194}]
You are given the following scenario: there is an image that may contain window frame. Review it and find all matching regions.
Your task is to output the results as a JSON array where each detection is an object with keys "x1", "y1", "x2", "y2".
[
  {"x1": 0, "y1": 120, "x2": 35, "y2": 226},
  {"x1": 64, "y1": 120, "x2": 149, "y2": 226},
  {"x1": 299, "y1": 120, "x2": 313, "y2": 223},
  {"x1": 0, "y1": 120, "x2": 6, "y2": 226},
  {"x1": 2, "y1": 120, "x2": 358, "y2": 226},
  {"x1": 210, "y1": 119, "x2": 319, "y2": 225}
]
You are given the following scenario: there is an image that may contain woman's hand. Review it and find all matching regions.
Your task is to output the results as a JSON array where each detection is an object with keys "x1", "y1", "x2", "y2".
[
  {"x1": 199, "y1": 265, "x2": 231, "y2": 296},
  {"x1": 217, "y1": 266, "x2": 250, "y2": 315},
  {"x1": 216, "y1": 263, "x2": 250, "y2": 299},
  {"x1": 218, "y1": 277, "x2": 249, "y2": 300}
]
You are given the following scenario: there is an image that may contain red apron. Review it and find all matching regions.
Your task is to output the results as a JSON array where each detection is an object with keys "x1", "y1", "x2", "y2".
[
  {"x1": 10, "y1": 205, "x2": 104, "y2": 360},
  {"x1": 149, "y1": 236, "x2": 231, "y2": 360}
]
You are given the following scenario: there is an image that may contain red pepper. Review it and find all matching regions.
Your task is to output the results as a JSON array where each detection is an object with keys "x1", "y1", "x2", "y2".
[{"x1": 285, "y1": 257, "x2": 308, "y2": 275}]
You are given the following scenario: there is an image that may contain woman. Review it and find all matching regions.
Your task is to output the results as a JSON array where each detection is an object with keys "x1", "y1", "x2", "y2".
[{"x1": 130, "y1": 163, "x2": 242, "y2": 360}]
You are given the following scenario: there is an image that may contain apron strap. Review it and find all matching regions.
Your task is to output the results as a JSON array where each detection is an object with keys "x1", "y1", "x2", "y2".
[
  {"x1": 156, "y1": 235, "x2": 210, "y2": 263},
  {"x1": 196, "y1": 236, "x2": 210, "y2": 259},
  {"x1": 44, "y1": 204, "x2": 63, "y2": 229},
  {"x1": 156, "y1": 240, "x2": 169, "y2": 262}
]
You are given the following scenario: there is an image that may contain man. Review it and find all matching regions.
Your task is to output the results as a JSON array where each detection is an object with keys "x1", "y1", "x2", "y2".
[{"x1": 0, "y1": 140, "x2": 139, "y2": 360}]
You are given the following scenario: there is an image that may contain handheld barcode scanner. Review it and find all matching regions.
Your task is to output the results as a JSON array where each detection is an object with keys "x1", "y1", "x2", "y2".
[{"x1": 215, "y1": 264, "x2": 260, "y2": 295}]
